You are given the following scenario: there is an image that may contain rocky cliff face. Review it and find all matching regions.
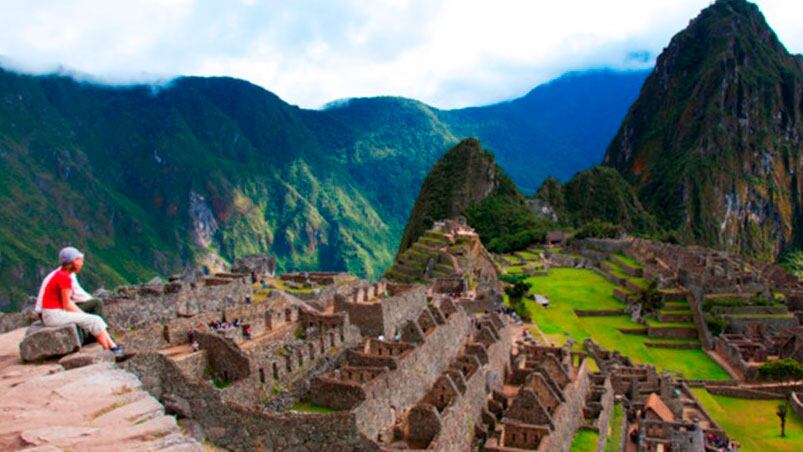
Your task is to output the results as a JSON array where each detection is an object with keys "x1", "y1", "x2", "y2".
[{"x1": 604, "y1": 0, "x2": 803, "y2": 259}]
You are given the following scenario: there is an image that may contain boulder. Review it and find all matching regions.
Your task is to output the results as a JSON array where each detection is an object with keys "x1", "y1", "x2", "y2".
[
  {"x1": 163, "y1": 393, "x2": 192, "y2": 418},
  {"x1": 58, "y1": 344, "x2": 115, "y2": 370},
  {"x1": 19, "y1": 322, "x2": 82, "y2": 362}
]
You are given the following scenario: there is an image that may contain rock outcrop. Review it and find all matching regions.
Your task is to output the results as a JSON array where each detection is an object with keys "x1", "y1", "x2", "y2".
[{"x1": 0, "y1": 328, "x2": 201, "y2": 451}]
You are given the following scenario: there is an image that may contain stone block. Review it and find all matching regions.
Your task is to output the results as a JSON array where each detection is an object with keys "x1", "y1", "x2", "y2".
[
  {"x1": 58, "y1": 344, "x2": 115, "y2": 369},
  {"x1": 20, "y1": 322, "x2": 82, "y2": 362}
]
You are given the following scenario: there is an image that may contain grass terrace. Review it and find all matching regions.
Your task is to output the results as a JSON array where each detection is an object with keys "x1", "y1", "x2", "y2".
[
  {"x1": 289, "y1": 401, "x2": 338, "y2": 414},
  {"x1": 691, "y1": 388, "x2": 803, "y2": 451},
  {"x1": 606, "y1": 402, "x2": 624, "y2": 452},
  {"x1": 520, "y1": 268, "x2": 729, "y2": 380},
  {"x1": 612, "y1": 253, "x2": 641, "y2": 269},
  {"x1": 570, "y1": 429, "x2": 599, "y2": 452}
]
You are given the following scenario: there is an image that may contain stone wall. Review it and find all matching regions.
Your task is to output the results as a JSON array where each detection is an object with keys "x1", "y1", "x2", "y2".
[
  {"x1": 647, "y1": 326, "x2": 698, "y2": 339},
  {"x1": 349, "y1": 308, "x2": 471, "y2": 441},
  {"x1": 334, "y1": 285, "x2": 426, "y2": 338},
  {"x1": 791, "y1": 392, "x2": 803, "y2": 419},
  {"x1": 124, "y1": 353, "x2": 378, "y2": 451},
  {"x1": 425, "y1": 322, "x2": 512, "y2": 451},
  {"x1": 309, "y1": 305, "x2": 472, "y2": 443},
  {"x1": 0, "y1": 311, "x2": 36, "y2": 334},
  {"x1": 726, "y1": 315, "x2": 799, "y2": 335},
  {"x1": 595, "y1": 377, "x2": 615, "y2": 452},
  {"x1": 104, "y1": 275, "x2": 253, "y2": 330},
  {"x1": 538, "y1": 358, "x2": 592, "y2": 451}
]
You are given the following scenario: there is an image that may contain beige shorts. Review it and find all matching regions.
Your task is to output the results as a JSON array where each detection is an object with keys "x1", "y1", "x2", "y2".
[{"x1": 42, "y1": 309, "x2": 107, "y2": 336}]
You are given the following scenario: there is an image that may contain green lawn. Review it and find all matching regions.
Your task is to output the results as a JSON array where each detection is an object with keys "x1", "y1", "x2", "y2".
[
  {"x1": 645, "y1": 318, "x2": 695, "y2": 328},
  {"x1": 571, "y1": 428, "x2": 599, "y2": 452},
  {"x1": 606, "y1": 402, "x2": 624, "y2": 452},
  {"x1": 691, "y1": 388, "x2": 803, "y2": 451},
  {"x1": 518, "y1": 251, "x2": 540, "y2": 260},
  {"x1": 524, "y1": 269, "x2": 729, "y2": 380},
  {"x1": 613, "y1": 253, "x2": 642, "y2": 269},
  {"x1": 725, "y1": 313, "x2": 794, "y2": 319},
  {"x1": 289, "y1": 401, "x2": 337, "y2": 414}
]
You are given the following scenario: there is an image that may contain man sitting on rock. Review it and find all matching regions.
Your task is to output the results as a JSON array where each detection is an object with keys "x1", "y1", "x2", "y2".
[
  {"x1": 35, "y1": 247, "x2": 124, "y2": 357},
  {"x1": 35, "y1": 250, "x2": 105, "y2": 320}
]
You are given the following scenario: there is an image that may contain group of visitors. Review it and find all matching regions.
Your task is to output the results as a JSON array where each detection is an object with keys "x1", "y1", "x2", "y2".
[{"x1": 208, "y1": 319, "x2": 253, "y2": 340}]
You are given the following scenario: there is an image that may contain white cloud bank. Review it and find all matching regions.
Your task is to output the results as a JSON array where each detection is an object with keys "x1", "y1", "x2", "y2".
[{"x1": 0, "y1": 0, "x2": 800, "y2": 108}]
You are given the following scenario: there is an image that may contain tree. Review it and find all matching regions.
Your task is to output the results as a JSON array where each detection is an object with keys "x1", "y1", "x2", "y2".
[
  {"x1": 639, "y1": 280, "x2": 663, "y2": 313},
  {"x1": 776, "y1": 401, "x2": 788, "y2": 437}
]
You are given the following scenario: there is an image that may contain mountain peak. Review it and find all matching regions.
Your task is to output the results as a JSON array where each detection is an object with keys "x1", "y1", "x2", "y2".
[{"x1": 603, "y1": 0, "x2": 803, "y2": 259}]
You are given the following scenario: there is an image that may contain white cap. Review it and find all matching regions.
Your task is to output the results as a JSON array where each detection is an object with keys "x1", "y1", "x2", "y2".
[{"x1": 58, "y1": 246, "x2": 84, "y2": 265}]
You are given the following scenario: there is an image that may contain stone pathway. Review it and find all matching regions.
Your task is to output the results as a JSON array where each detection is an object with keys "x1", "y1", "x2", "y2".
[{"x1": 0, "y1": 328, "x2": 202, "y2": 451}]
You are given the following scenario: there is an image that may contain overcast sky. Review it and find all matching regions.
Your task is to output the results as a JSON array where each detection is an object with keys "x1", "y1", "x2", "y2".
[{"x1": 0, "y1": 0, "x2": 800, "y2": 109}]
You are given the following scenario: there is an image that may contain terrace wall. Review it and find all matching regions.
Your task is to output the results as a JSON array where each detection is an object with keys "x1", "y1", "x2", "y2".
[
  {"x1": 124, "y1": 353, "x2": 378, "y2": 451},
  {"x1": 426, "y1": 323, "x2": 512, "y2": 451}
]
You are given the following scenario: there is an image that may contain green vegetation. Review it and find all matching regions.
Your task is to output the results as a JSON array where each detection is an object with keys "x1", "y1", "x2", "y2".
[
  {"x1": 563, "y1": 166, "x2": 657, "y2": 233},
  {"x1": 613, "y1": 253, "x2": 641, "y2": 269},
  {"x1": 503, "y1": 276, "x2": 533, "y2": 322},
  {"x1": 570, "y1": 429, "x2": 599, "y2": 452},
  {"x1": 397, "y1": 138, "x2": 549, "y2": 258},
  {"x1": 289, "y1": 401, "x2": 337, "y2": 414},
  {"x1": 523, "y1": 269, "x2": 728, "y2": 380},
  {"x1": 691, "y1": 388, "x2": 803, "y2": 451},
  {"x1": 606, "y1": 402, "x2": 624, "y2": 452},
  {"x1": 639, "y1": 280, "x2": 663, "y2": 313},
  {"x1": 781, "y1": 250, "x2": 803, "y2": 280},
  {"x1": 212, "y1": 377, "x2": 232, "y2": 389},
  {"x1": 0, "y1": 65, "x2": 648, "y2": 311},
  {"x1": 758, "y1": 358, "x2": 803, "y2": 381},
  {"x1": 575, "y1": 220, "x2": 623, "y2": 239}
]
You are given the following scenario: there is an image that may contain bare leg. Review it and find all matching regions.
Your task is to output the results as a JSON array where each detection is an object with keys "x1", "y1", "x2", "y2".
[{"x1": 96, "y1": 330, "x2": 117, "y2": 350}]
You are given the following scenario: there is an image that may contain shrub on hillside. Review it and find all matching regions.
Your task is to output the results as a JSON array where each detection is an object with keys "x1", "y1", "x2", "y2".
[
  {"x1": 781, "y1": 250, "x2": 803, "y2": 280},
  {"x1": 704, "y1": 314, "x2": 727, "y2": 336},
  {"x1": 575, "y1": 220, "x2": 623, "y2": 239},
  {"x1": 488, "y1": 227, "x2": 548, "y2": 254},
  {"x1": 757, "y1": 358, "x2": 803, "y2": 381}
]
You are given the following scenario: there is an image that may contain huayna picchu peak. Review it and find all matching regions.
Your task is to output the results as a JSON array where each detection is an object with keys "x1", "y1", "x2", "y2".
[
  {"x1": 397, "y1": 138, "x2": 549, "y2": 256},
  {"x1": 604, "y1": 0, "x2": 803, "y2": 259}
]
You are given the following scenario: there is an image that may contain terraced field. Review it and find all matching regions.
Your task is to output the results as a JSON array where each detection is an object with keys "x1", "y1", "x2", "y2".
[
  {"x1": 520, "y1": 268, "x2": 729, "y2": 380},
  {"x1": 385, "y1": 229, "x2": 454, "y2": 283},
  {"x1": 570, "y1": 428, "x2": 599, "y2": 451},
  {"x1": 691, "y1": 388, "x2": 803, "y2": 451}
]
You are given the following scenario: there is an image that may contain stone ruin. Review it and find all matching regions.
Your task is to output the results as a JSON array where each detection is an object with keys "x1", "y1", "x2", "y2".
[
  {"x1": 331, "y1": 281, "x2": 427, "y2": 338},
  {"x1": 482, "y1": 333, "x2": 594, "y2": 451},
  {"x1": 584, "y1": 339, "x2": 731, "y2": 451},
  {"x1": 715, "y1": 326, "x2": 803, "y2": 380}
]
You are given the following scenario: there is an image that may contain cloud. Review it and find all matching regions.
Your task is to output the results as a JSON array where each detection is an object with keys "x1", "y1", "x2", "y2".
[{"x1": 0, "y1": 0, "x2": 800, "y2": 108}]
